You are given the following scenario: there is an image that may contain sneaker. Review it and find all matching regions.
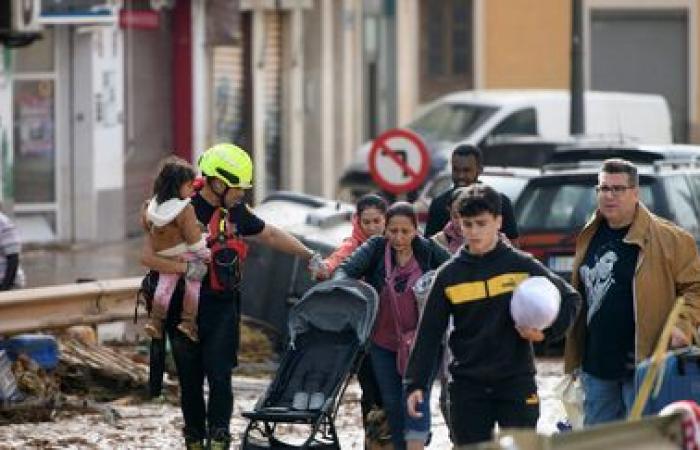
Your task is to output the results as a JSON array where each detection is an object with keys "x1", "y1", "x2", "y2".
[
  {"x1": 177, "y1": 322, "x2": 199, "y2": 342},
  {"x1": 208, "y1": 430, "x2": 231, "y2": 450},
  {"x1": 184, "y1": 439, "x2": 204, "y2": 450},
  {"x1": 308, "y1": 392, "x2": 325, "y2": 410},
  {"x1": 209, "y1": 439, "x2": 230, "y2": 450},
  {"x1": 292, "y1": 392, "x2": 309, "y2": 410}
]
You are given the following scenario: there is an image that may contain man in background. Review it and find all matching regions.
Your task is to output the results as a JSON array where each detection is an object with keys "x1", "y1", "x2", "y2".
[{"x1": 424, "y1": 144, "x2": 518, "y2": 243}]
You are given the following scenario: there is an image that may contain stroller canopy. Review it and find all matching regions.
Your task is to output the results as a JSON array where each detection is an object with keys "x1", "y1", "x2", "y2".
[{"x1": 288, "y1": 279, "x2": 378, "y2": 347}]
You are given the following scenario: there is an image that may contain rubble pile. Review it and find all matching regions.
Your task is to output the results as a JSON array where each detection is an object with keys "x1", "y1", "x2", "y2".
[
  {"x1": 0, "y1": 321, "x2": 278, "y2": 425},
  {"x1": 57, "y1": 337, "x2": 149, "y2": 400},
  {"x1": 0, "y1": 334, "x2": 149, "y2": 425},
  {"x1": 12, "y1": 354, "x2": 61, "y2": 400}
]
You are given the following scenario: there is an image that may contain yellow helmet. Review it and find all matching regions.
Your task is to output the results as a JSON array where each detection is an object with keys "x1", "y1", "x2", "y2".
[{"x1": 197, "y1": 143, "x2": 253, "y2": 189}]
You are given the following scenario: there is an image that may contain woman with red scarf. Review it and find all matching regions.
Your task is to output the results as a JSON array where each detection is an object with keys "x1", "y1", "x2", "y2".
[{"x1": 315, "y1": 193, "x2": 388, "y2": 279}]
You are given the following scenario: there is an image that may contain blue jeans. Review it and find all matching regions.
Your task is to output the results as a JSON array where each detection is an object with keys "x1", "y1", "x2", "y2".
[
  {"x1": 370, "y1": 344, "x2": 431, "y2": 450},
  {"x1": 581, "y1": 372, "x2": 635, "y2": 426}
]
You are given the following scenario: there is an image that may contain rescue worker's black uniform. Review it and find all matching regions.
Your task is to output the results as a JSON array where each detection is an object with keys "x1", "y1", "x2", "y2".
[{"x1": 165, "y1": 193, "x2": 264, "y2": 444}]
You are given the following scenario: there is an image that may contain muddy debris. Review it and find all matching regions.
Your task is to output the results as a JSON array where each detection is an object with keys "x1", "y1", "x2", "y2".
[{"x1": 0, "y1": 322, "x2": 278, "y2": 428}]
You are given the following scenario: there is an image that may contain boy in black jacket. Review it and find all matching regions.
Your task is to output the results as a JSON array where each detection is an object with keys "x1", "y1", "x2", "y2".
[{"x1": 405, "y1": 184, "x2": 581, "y2": 445}]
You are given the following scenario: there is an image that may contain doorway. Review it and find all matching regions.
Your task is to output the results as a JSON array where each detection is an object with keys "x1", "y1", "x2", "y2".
[{"x1": 590, "y1": 9, "x2": 689, "y2": 142}]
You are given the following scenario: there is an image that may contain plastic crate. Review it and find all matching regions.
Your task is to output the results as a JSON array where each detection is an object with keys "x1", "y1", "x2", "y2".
[{"x1": 0, "y1": 334, "x2": 59, "y2": 370}]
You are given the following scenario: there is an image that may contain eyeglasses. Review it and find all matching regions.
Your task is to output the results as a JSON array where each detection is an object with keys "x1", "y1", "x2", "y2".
[{"x1": 595, "y1": 185, "x2": 635, "y2": 196}]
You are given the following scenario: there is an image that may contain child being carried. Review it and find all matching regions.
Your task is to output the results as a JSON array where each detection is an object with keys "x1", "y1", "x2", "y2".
[{"x1": 142, "y1": 156, "x2": 210, "y2": 342}]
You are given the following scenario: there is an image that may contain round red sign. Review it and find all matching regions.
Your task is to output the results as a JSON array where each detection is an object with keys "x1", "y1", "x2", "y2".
[{"x1": 367, "y1": 128, "x2": 430, "y2": 194}]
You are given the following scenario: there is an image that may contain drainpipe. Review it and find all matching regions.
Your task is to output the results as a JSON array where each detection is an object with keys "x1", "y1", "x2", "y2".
[
  {"x1": 570, "y1": 0, "x2": 585, "y2": 135},
  {"x1": 173, "y1": 0, "x2": 193, "y2": 161}
]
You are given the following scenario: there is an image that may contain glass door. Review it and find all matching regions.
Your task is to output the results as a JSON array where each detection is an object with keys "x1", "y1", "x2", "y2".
[{"x1": 12, "y1": 28, "x2": 58, "y2": 241}]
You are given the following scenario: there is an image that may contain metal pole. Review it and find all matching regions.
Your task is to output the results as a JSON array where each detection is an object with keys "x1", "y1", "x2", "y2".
[{"x1": 570, "y1": 0, "x2": 585, "y2": 135}]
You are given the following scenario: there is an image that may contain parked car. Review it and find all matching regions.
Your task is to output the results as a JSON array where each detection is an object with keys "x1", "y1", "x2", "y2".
[
  {"x1": 337, "y1": 90, "x2": 672, "y2": 202},
  {"x1": 480, "y1": 134, "x2": 631, "y2": 169},
  {"x1": 515, "y1": 145, "x2": 700, "y2": 283},
  {"x1": 414, "y1": 166, "x2": 539, "y2": 229},
  {"x1": 240, "y1": 192, "x2": 354, "y2": 347}
]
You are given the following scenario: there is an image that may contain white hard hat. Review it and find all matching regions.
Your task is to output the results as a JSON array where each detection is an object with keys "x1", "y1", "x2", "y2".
[{"x1": 510, "y1": 276, "x2": 561, "y2": 330}]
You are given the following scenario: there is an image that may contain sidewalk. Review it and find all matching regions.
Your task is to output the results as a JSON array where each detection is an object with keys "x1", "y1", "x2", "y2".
[{"x1": 21, "y1": 238, "x2": 146, "y2": 288}]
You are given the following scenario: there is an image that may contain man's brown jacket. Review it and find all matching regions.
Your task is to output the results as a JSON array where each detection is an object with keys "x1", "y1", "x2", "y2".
[{"x1": 564, "y1": 204, "x2": 700, "y2": 374}]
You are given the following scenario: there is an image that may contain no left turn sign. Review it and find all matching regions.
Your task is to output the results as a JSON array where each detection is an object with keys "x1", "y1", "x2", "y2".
[{"x1": 367, "y1": 128, "x2": 430, "y2": 194}]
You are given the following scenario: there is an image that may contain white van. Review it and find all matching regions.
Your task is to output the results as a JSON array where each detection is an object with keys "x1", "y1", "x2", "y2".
[{"x1": 337, "y1": 89, "x2": 672, "y2": 201}]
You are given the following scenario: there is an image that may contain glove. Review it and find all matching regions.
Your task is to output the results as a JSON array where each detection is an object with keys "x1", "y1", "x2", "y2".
[
  {"x1": 307, "y1": 251, "x2": 326, "y2": 279},
  {"x1": 185, "y1": 260, "x2": 208, "y2": 281}
]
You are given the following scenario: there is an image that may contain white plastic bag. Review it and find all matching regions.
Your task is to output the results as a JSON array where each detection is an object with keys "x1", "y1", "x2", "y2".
[
  {"x1": 555, "y1": 375, "x2": 584, "y2": 429},
  {"x1": 510, "y1": 276, "x2": 561, "y2": 330}
]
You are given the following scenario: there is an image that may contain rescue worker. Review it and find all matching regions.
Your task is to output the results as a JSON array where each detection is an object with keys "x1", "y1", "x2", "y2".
[{"x1": 141, "y1": 143, "x2": 321, "y2": 450}]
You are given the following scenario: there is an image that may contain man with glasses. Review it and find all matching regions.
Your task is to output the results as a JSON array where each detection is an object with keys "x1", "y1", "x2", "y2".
[{"x1": 564, "y1": 158, "x2": 700, "y2": 425}]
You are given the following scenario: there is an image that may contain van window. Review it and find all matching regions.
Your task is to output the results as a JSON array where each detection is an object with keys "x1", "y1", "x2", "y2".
[
  {"x1": 490, "y1": 108, "x2": 538, "y2": 137},
  {"x1": 665, "y1": 177, "x2": 700, "y2": 235},
  {"x1": 407, "y1": 103, "x2": 496, "y2": 143}
]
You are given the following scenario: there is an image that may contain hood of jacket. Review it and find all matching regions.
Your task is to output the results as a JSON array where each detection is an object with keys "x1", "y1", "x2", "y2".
[{"x1": 146, "y1": 197, "x2": 191, "y2": 227}]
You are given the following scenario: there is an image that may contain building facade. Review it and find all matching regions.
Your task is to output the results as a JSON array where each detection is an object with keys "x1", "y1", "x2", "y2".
[{"x1": 1, "y1": 0, "x2": 697, "y2": 243}]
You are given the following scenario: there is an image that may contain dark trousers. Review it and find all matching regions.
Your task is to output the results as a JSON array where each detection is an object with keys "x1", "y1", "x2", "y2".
[
  {"x1": 168, "y1": 291, "x2": 240, "y2": 441},
  {"x1": 357, "y1": 355, "x2": 383, "y2": 420},
  {"x1": 449, "y1": 375, "x2": 539, "y2": 446}
]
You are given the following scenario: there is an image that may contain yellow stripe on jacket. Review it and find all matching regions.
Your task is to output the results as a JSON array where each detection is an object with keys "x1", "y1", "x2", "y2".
[{"x1": 445, "y1": 273, "x2": 529, "y2": 304}]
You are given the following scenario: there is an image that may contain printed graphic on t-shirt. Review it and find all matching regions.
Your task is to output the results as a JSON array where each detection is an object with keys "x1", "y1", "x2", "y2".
[{"x1": 580, "y1": 250, "x2": 619, "y2": 324}]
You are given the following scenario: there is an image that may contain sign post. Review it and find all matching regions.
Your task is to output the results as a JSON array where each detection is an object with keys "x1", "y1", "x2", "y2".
[{"x1": 368, "y1": 128, "x2": 430, "y2": 195}]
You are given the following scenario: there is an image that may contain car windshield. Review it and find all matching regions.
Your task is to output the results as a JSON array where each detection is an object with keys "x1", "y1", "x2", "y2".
[
  {"x1": 516, "y1": 176, "x2": 656, "y2": 232},
  {"x1": 407, "y1": 103, "x2": 496, "y2": 143}
]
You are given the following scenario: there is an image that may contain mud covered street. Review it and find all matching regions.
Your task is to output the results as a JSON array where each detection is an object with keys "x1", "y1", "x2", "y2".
[{"x1": 0, "y1": 361, "x2": 565, "y2": 449}]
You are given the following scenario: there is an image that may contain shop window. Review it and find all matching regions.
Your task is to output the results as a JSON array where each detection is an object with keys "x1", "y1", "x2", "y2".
[
  {"x1": 421, "y1": 0, "x2": 473, "y2": 101},
  {"x1": 12, "y1": 27, "x2": 56, "y2": 205},
  {"x1": 13, "y1": 79, "x2": 56, "y2": 203}
]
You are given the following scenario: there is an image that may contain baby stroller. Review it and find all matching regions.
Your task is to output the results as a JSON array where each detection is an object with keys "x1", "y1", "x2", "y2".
[{"x1": 241, "y1": 279, "x2": 378, "y2": 449}]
